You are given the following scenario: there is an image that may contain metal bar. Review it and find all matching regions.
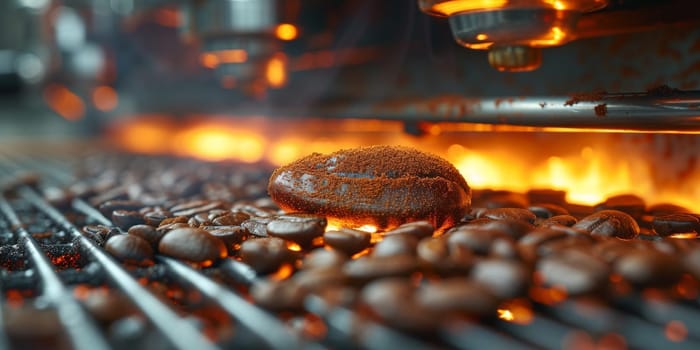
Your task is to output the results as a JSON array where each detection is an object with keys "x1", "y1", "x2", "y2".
[
  {"x1": 614, "y1": 294, "x2": 700, "y2": 340},
  {"x1": 325, "y1": 91, "x2": 700, "y2": 131},
  {"x1": 541, "y1": 298, "x2": 700, "y2": 350},
  {"x1": 71, "y1": 198, "x2": 307, "y2": 350},
  {"x1": 440, "y1": 321, "x2": 538, "y2": 350},
  {"x1": 0, "y1": 196, "x2": 111, "y2": 350},
  {"x1": 17, "y1": 186, "x2": 220, "y2": 350}
]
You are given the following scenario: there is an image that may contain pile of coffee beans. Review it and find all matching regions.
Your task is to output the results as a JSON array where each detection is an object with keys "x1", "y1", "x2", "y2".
[{"x1": 62, "y1": 155, "x2": 700, "y2": 333}]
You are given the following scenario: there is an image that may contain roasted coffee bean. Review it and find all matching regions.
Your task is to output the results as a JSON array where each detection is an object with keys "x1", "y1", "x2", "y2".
[
  {"x1": 537, "y1": 249, "x2": 609, "y2": 295},
  {"x1": 241, "y1": 217, "x2": 273, "y2": 237},
  {"x1": 266, "y1": 214, "x2": 327, "y2": 247},
  {"x1": 539, "y1": 215, "x2": 578, "y2": 228},
  {"x1": 446, "y1": 226, "x2": 511, "y2": 256},
  {"x1": 300, "y1": 248, "x2": 348, "y2": 269},
  {"x1": 529, "y1": 203, "x2": 569, "y2": 219},
  {"x1": 158, "y1": 228, "x2": 227, "y2": 264},
  {"x1": 596, "y1": 194, "x2": 645, "y2": 218},
  {"x1": 142, "y1": 210, "x2": 169, "y2": 226},
  {"x1": 592, "y1": 239, "x2": 643, "y2": 263},
  {"x1": 361, "y1": 278, "x2": 437, "y2": 332},
  {"x1": 324, "y1": 228, "x2": 371, "y2": 256},
  {"x1": 83, "y1": 290, "x2": 137, "y2": 324},
  {"x1": 343, "y1": 255, "x2": 418, "y2": 284},
  {"x1": 518, "y1": 228, "x2": 571, "y2": 261},
  {"x1": 127, "y1": 224, "x2": 163, "y2": 249},
  {"x1": 206, "y1": 209, "x2": 229, "y2": 221},
  {"x1": 268, "y1": 145, "x2": 471, "y2": 232},
  {"x1": 372, "y1": 235, "x2": 418, "y2": 257},
  {"x1": 172, "y1": 201, "x2": 224, "y2": 217},
  {"x1": 105, "y1": 234, "x2": 154, "y2": 267},
  {"x1": 652, "y1": 214, "x2": 699, "y2": 236},
  {"x1": 239, "y1": 237, "x2": 297, "y2": 274},
  {"x1": 471, "y1": 258, "x2": 530, "y2": 299},
  {"x1": 573, "y1": 210, "x2": 640, "y2": 239},
  {"x1": 614, "y1": 250, "x2": 684, "y2": 287},
  {"x1": 417, "y1": 236, "x2": 473, "y2": 274},
  {"x1": 473, "y1": 190, "x2": 529, "y2": 209},
  {"x1": 648, "y1": 203, "x2": 690, "y2": 216},
  {"x1": 250, "y1": 280, "x2": 306, "y2": 311},
  {"x1": 417, "y1": 278, "x2": 500, "y2": 316},
  {"x1": 156, "y1": 222, "x2": 190, "y2": 236},
  {"x1": 205, "y1": 226, "x2": 248, "y2": 254},
  {"x1": 111, "y1": 210, "x2": 145, "y2": 230},
  {"x1": 479, "y1": 208, "x2": 536, "y2": 224},
  {"x1": 98, "y1": 200, "x2": 144, "y2": 218},
  {"x1": 4, "y1": 305, "x2": 68, "y2": 349},
  {"x1": 383, "y1": 221, "x2": 435, "y2": 239},
  {"x1": 190, "y1": 212, "x2": 211, "y2": 226},
  {"x1": 292, "y1": 266, "x2": 347, "y2": 291},
  {"x1": 212, "y1": 212, "x2": 250, "y2": 226},
  {"x1": 232, "y1": 203, "x2": 277, "y2": 218},
  {"x1": 158, "y1": 216, "x2": 188, "y2": 226},
  {"x1": 683, "y1": 247, "x2": 700, "y2": 280},
  {"x1": 478, "y1": 220, "x2": 535, "y2": 240}
]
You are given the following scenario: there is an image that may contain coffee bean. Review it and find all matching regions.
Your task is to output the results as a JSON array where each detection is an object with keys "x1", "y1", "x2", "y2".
[
  {"x1": 540, "y1": 215, "x2": 577, "y2": 228},
  {"x1": 172, "y1": 201, "x2": 224, "y2": 217},
  {"x1": 266, "y1": 214, "x2": 327, "y2": 247},
  {"x1": 471, "y1": 258, "x2": 530, "y2": 299},
  {"x1": 232, "y1": 203, "x2": 277, "y2": 218},
  {"x1": 241, "y1": 217, "x2": 273, "y2": 237},
  {"x1": 478, "y1": 220, "x2": 535, "y2": 240},
  {"x1": 479, "y1": 208, "x2": 536, "y2": 224},
  {"x1": 300, "y1": 248, "x2": 348, "y2": 269},
  {"x1": 205, "y1": 226, "x2": 248, "y2": 254},
  {"x1": 188, "y1": 213, "x2": 211, "y2": 227},
  {"x1": 158, "y1": 228, "x2": 227, "y2": 264},
  {"x1": 473, "y1": 190, "x2": 529, "y2": 209},
  {"x1": 292, "y1": 266, "x2": 347, "y2": 291},
  {"x1": 446, "y1": 226, "x2": 510, "y2": 256},
  {"x1": 372, "y1": 235, "x2": 418, "y2": 257},
  {"x1": 614, "y1": 250, "x2": 683, "y2": 287},
  {"x1": 518, "y1": 228, "x2": 570, "y2": 261},
  {"x1": 573, "y1": 210, "x2": 640, "y2": 239},
  {"x1": 361, "y1": 278, "x2": 437, "y2": 332},
  {"x1": 343, "y1": 255, "x2": 418, "y2": 284},
  {"x1": 127, "y1": 224, "x2": 163, "y2": 249},
  {"x1": 239, "y1": 237, "x2": 297, "y2": 274},
  {"x1": 268, "y1": 145, "x2": 471, "y2": 232},
  {"x1": 158, "y1": 216, "x2": 188, "y2": 226},
  {"x1": 142, "y1": 211, "x2": 169, "y2": 226},
  {"x1": 529, "y1": 203, "x2": 569, "y2": 219},
  {"x1": 250, "y1": 280, "x2": 306, "y2": 311},
  {"x1": 212, "y1": 212, "x2": 250, "y2": 226},
  {"x1": 111, "y1": 210, "x2": 145, "y2": 230},
  {"x1": 652, "y1": 214, "x2": 699, "y2": 236},
  {"x1": 383, "y1": 221, "x2": 435, "y2": 239},
  {"x1": 648, "y1": 203, "x2": 690, "y2": 216},
  {"x1": 683, "y1": 247, "x2": 700, "y2": 280},
  {"x1": 83, "y1": 290, "x2": 137, "y2": 324},
  {"x1": 417, "y1": 278, "x2": 500, "y2": 316},
  {"x1": 537, "y1": 249, "x2": 609, "y2": 295},
  {"x1": 324, "y1": 228, "x2": 371, "y2": 256},
  {"x1": 105, "y1": 234, "x2": 154, "y2": 267},
  {"x1": 596, "y1": 194, "x2": 645, "y2": 218},
  {"x1": 98, "y1": 200, "x2": 144, "y2": 218},
  {"x1": 417, "y1": 236, "x2": 473, "y2": 274}
]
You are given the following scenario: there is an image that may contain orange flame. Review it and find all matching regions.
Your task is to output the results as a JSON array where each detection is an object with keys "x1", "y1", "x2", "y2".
[
  {"x1": 109, "y1": 116, "x2": 700, "y2": 213},
  {"x1": 497, "y1": 299, "x2": 534, "y2": 325},
  {"x1": 270, "y1": 263, "x2": 294, "y2": 281},
  {"x1": 670, "y1": 233, "x2": 698, "y2": 239},
  {"x1": 286, "y1": 242, "x2": 302, "y2": 252},
  {"x1": 275, "y1": 24, "x2": 298, "y2": 41}
]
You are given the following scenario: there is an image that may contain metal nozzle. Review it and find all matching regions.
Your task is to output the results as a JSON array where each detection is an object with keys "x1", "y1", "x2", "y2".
[{"x1": 488, "y1": 46, "x2": 542, "y2": 72}]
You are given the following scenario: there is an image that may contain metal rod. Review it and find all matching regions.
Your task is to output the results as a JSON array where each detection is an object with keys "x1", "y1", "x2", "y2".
[
  {"x1": 72, "y1": 198, "x2": 307, "y2": 350},
  {"x1": 18, "y1": 186, "x2": 220, "y2": 350},
  {"x1": 0, "y1": 196, "x2": 111, "y2": 350},
  {"x1": 440, "y1": 320, "x2": 538, "y2": 350},
  {"x1": 326, "y1": 91, "x2": 700, "y2": 131}
]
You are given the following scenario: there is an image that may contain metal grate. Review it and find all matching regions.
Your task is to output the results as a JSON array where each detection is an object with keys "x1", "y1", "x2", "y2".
[{"x1": 1, "y1": 150, "x2": 700, "y2": 350}]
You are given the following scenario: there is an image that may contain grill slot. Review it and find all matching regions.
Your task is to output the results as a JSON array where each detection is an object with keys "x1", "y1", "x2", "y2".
[{"x1": 1, "y1": 150, "x2": 700, "y2": 350}]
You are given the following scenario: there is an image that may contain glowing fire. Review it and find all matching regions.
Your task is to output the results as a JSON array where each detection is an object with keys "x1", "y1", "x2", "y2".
[
  {"x1": 109, "y1": 116, "x2": 700, "y2": 213},
  {"x1": 497, "y1": 299, "x2": 534, "y2": 325}
]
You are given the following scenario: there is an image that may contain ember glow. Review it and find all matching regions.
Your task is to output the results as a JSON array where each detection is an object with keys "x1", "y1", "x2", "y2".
[
  {"x1": 109, "y1": 116, "x2": 700, "y2": 213},
  {"x1": 497, "y1": 299, "x2": 534, "y2": 325}
]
